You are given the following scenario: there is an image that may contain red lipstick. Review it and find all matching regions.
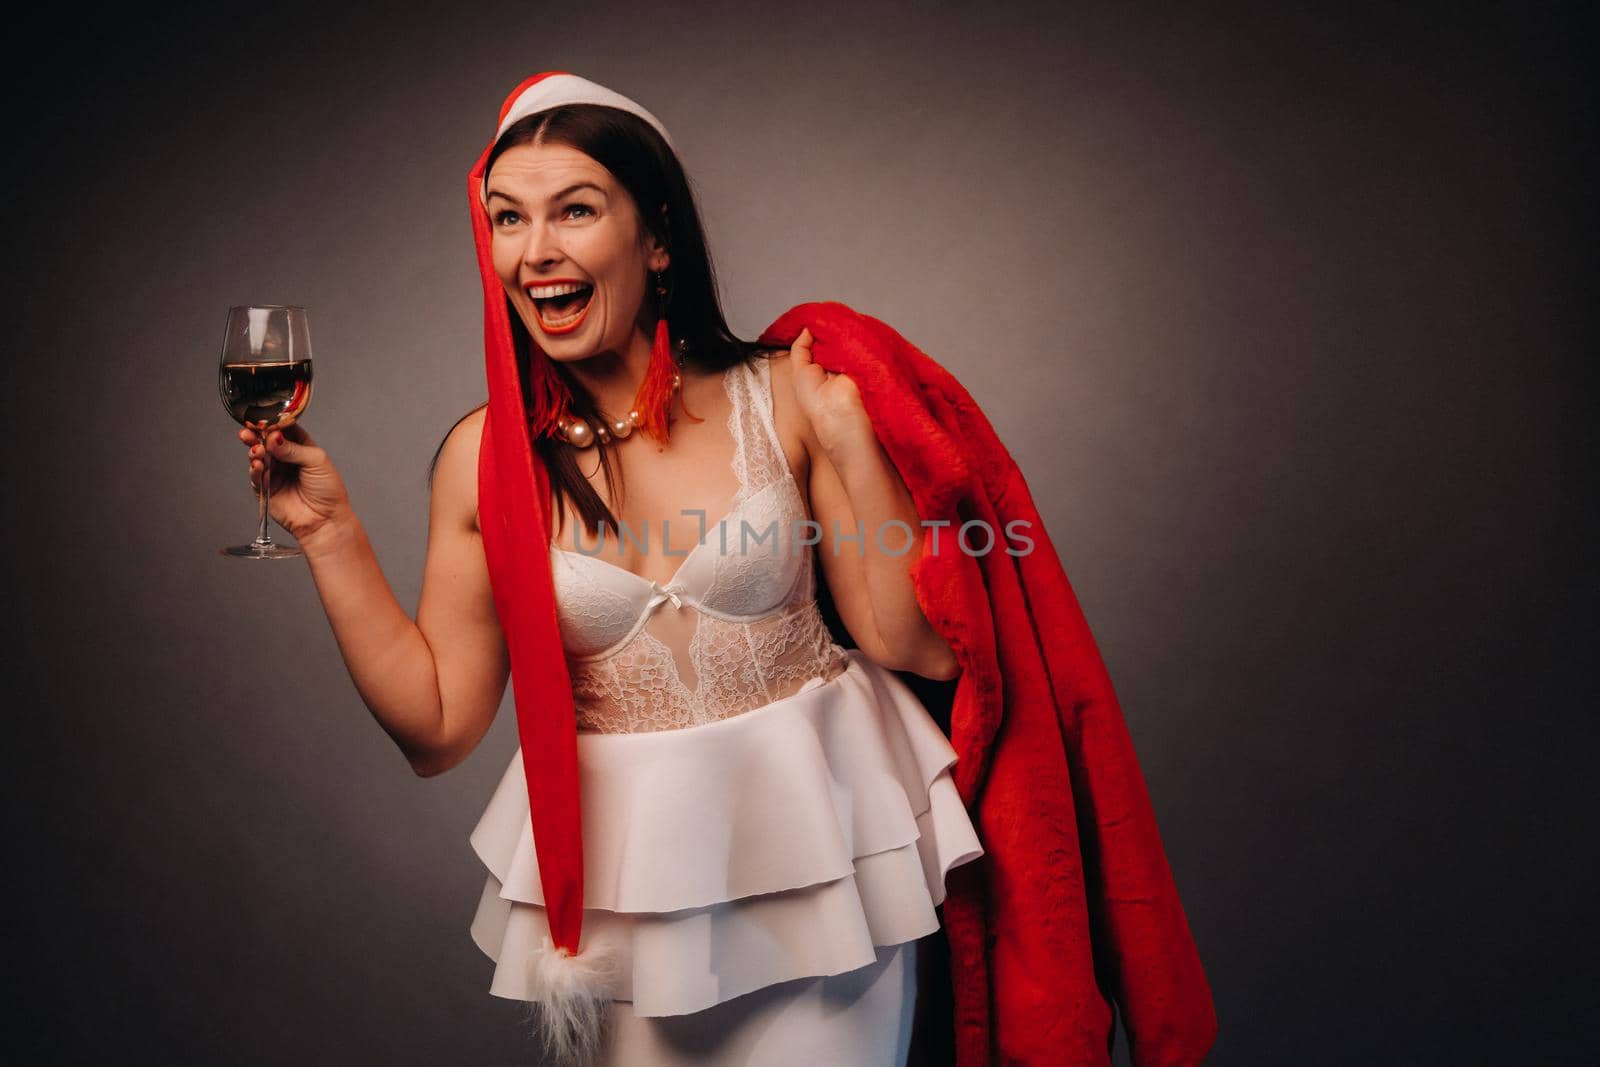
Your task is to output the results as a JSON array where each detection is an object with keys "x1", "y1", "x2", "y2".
[{"x1": 524, "y1": 278, "x2": 594, "y2": 336}]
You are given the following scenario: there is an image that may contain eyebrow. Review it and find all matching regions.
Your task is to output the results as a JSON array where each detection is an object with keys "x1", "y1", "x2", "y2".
[{"x1": 485, "y1": 181, "x2": 609, "y2": 207}]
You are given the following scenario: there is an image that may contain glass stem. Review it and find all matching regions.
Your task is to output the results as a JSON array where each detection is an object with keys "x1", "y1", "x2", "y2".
[{"x1": 255, "y1": 434, "x2": 275, "y2": 548}]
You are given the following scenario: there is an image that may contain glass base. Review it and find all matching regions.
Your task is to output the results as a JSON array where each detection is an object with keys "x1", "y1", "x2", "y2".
[{"x1": 221, "y1": 541, "x2": 303, "y2": 559}]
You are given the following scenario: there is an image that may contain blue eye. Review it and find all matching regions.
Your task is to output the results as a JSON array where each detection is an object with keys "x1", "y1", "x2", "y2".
[{"x1": 493, "y1": 209, "x2": 521, "y2": 226}]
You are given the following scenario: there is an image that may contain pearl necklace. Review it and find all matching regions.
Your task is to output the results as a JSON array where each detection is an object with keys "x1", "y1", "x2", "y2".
[{"x1": 553, "y1": 342, "x2": 687, "y2": 449}]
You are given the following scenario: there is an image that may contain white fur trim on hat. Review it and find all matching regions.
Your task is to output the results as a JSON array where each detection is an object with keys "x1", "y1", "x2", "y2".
[
  {"x1": 480, "y1": 73, "x2": 675, "y2": 206},
  {"x1": 496, "y1": 72, "x2": 674, "y2": 147}
]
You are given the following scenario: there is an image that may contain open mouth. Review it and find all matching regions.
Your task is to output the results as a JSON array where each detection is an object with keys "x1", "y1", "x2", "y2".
[{"x1": 528, "y1": 283, "x2": 594, "y2": 334}]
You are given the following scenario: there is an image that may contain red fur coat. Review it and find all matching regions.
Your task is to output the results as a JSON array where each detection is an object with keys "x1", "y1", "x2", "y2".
[
  {"x1": 757, "y1": 302, "x2": 1218, "y2": 1066},
  {"x1": 475, "y1": 297, "x2": 1218, "y2": 1065}
]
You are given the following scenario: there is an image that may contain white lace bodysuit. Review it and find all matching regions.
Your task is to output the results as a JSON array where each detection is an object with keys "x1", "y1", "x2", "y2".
[
  {"x1": 549, "y1": 356, "x2": 850, "y2": 734},
  {"x1": 471, "y1": 355, "x2": 986, "y2": 1037}
]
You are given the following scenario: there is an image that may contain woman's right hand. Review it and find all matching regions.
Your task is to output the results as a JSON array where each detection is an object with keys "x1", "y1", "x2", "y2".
[{"x1": 238, "y1": 422, "x2": 354, "y2": 547}]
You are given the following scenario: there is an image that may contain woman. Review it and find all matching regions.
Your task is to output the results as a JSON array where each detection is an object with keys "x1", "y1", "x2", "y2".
[{"x1": 237, "y1": 72, "x2": 985, "y2": 1065}]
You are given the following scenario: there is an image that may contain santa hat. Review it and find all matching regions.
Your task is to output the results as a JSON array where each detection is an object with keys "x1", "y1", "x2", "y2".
[{"x1": 466, "y1": 72, "x2": 679, "y2": 1062}]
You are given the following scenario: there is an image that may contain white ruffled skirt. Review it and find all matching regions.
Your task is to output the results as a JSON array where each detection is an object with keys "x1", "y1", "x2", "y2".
[{"x1": 468, "y1": 649, "x2": 984, "y2": 1064}]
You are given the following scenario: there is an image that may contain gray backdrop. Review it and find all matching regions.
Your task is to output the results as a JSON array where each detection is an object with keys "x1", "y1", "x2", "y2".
[{"x1": 6, "y1": 1, "x2": 1592, "y2": 1064}]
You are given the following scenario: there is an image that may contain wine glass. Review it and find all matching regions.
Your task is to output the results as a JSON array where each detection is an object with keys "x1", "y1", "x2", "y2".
[{"x1": 219, "y1": 305, "x2": 314, "y2": 558}]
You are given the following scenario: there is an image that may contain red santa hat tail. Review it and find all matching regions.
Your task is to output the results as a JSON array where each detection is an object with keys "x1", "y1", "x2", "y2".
[{"x1": 467, "y1": 70, "x2": 676, "y2": 1060}]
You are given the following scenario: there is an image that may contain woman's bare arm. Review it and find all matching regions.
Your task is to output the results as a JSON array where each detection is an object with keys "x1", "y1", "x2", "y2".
[
  {"x1": 289, "y1": 407, "x2": 509, "y2": 776},
  {"x1": 770, "y1": 348, "x2": 959, "y2": 681}
]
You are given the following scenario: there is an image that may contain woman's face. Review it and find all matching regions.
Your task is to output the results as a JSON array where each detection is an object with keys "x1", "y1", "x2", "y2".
[{"x1": 485, "y1": 141, "x2": 667, "y2": 363}]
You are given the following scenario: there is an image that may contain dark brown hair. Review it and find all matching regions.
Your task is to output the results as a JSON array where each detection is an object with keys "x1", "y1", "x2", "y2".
[{"x1": 428, "y1": 103, "x2": 776, "y2": 539}]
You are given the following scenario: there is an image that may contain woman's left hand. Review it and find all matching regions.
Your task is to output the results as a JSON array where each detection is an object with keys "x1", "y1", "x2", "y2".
[{"x1": 789, "y1": 327, "x2": 874, "y2": 455}]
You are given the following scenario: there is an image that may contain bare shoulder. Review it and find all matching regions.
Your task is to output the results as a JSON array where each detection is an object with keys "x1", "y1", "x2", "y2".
[
  {"x1": 434, "y1": 404, "x2": 487, "y2": 532},
  {"x1": 759, "y1": 348, "x2": 818, "y2": 481}
]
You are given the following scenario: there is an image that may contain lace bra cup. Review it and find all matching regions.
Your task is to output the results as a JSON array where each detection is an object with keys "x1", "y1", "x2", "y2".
[{"x1": 550, "y1": 359, "x2": 809, "y2": 660}]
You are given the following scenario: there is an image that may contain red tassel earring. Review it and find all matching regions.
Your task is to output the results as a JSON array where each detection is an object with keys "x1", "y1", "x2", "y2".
[
  {"x1": 629, "y1": 270, "x2": 692, "y2": 444},
  {"x1": 527, "y1": 345, "x2": 576, "y2": 445},
  {"x1": 548, "y1": 270, "x2": 703, "y2": 449}
]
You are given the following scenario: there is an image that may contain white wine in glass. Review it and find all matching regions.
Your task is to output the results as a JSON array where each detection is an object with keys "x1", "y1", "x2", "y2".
[{"x1": 219, "y1": 305, "x2": 314, "y2": 558}]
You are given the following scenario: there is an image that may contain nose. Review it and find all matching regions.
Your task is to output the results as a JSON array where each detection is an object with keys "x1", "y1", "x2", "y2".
[{"x1": 520, "y1": 220, "x2": 564, "y2": 272}]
